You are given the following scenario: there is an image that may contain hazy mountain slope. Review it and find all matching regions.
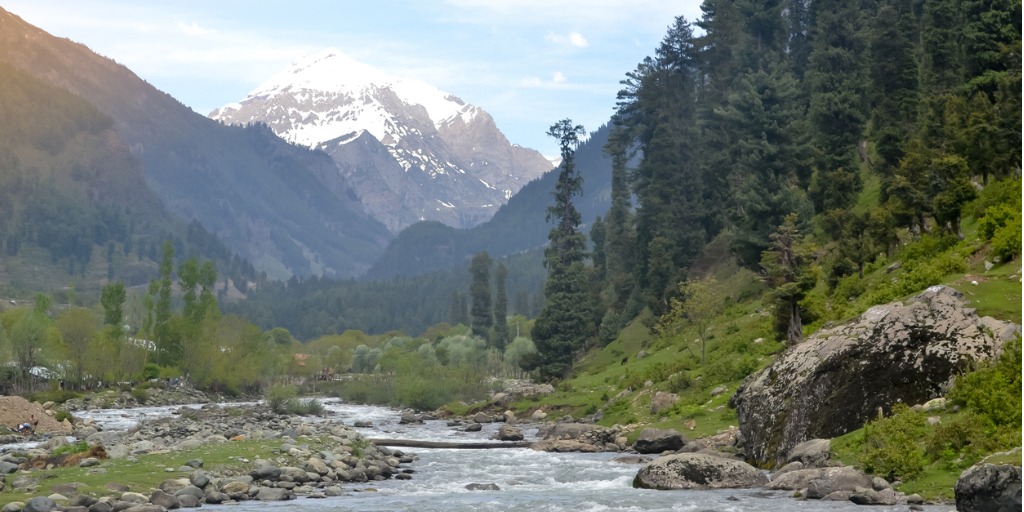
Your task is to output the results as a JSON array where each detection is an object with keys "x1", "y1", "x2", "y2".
[
  {"x1": 364, "y1": 125, "x2": 613, "y2": 279},
  {"x1": 0, "y1": 61, "x2": 232, "y2": 292},
  {"x1": 0, "y1": 8, "x2": 391, "y2": 279},
  {"x1": 211, "y1": 49, "x2": 553, "y2": 233}
]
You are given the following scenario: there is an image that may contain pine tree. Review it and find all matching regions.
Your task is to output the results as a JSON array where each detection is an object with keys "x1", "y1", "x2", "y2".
[
  {"x1": 530, "y1": 119, "x2": 594, "y2": 379},
  {"x1": 805, "y1": 0, "x2": 866, "y2": 212},
  {"x1": 469, "y1": 251, "x2": 493, "y2": 339},
  {"x1": 492, "y1": 263, "x2": 509, "y2": 351},
  {"x1": 760, "y1": 213, "x2": 814, "y2": 345},
  {"x1": 867, "y1": 0, "x2": 919, "y2": 177}
]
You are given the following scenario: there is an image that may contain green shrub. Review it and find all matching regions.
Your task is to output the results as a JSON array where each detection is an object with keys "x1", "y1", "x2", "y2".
[
  {"x1": 130, "y1": 387, "x2": 149, "y2": 404},
  {"x1": 924, "y1": 413, "x2": 985, "y2": 468},
  {"x1": 287, "y1": 397, "x2": 325, "y2": 415},
  {"x1": 142, "y1": 363, "x2": 160, "y2": 381},
  {"x1": 52, "y1": 440, "x2": 89, "y2": 457},
  {"x1": 949, "y1": 338, "x2": 1022, "y2": 428},
  {"x1": 265, "y1": 384, "x2": 298, "y2": 413},
  {"x1": 860, "y1": 404, "x2": 927, "y2": 481},
  {"x1": 53, "y1": 409, "x2": 74, "y2": 423}
]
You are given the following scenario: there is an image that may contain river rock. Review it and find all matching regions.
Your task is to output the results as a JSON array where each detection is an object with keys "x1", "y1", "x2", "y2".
[
  {"x1": 633, "y1": 428, "x2": 687, "y2": 454},
  {"x1": 399, "y1": 411, "x2": 422, "y2": 424},
  {"x1": 118, "y1": 492, "x2": 149, "y2": 505},
  {"x1": 954, "y1": 463, "x2": 1022, "y2": 512},
  {"x1": 767, "y1": 465, "x2": 874, "y2": 499},
  {"x1": 256, "y1": 486, "x2": 294, "y2": 501},
  {"x1": 632, "y1": 453, "x2": 768, "y2": 490},
  {"x1": 494, "y1": 424, "x2": 524, "y2": 441},
  {"x1": 732, "y1": 285, "x2": 1018, "y2": 465},
  {"x1": 785, "y1": 438, "x2": 831, "y2": 467},
  {"x1": 464, "y1": 423, "x2": 482, "y2": 432},
  {"x1": 23, "y1": 497, "x2": 56, "y2": 512},
  {"x1": 465, "y1": 483, "x2": 500, "y2": 491},
  {"x1": 148, "y1": 489, "x2": 180, "y2": 509}
]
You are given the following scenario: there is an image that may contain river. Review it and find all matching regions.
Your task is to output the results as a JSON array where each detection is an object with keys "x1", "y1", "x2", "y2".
[{"x1": 72, "y1": 399, "x2": 954, "y2": 512}]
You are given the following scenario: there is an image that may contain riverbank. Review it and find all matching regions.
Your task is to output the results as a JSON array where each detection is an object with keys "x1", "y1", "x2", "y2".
[{"x1": 0, "y1": 396, "x2": 972, "y2": 512}]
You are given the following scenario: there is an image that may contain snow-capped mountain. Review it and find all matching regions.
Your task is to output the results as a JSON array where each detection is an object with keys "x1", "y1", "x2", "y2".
[{"x1": 211, "y1": 49, "x2": 553, "y2": 233}]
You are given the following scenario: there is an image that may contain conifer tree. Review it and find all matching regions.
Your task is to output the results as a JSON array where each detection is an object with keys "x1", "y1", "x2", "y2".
[
  {"x1": 469, "y1": 251, "x2": 493, "y2": 339},
  {"x1": 530, "y1": 119, "x2": 593, "y2": 379},
  {"x1": 806, "y1": 0, "x2": 866, "y2": 212},
  {"x1": 492, "y1": 262, "x2": 509, "y2": 351},
  {"x1": 760, "y1": 213, "x2": 814, "y2": 345}
]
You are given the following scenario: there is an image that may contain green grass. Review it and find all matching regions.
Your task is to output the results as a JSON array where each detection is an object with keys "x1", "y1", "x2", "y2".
[{"x1": 0, "y1": 436, "x2": 338, "y2": 505}]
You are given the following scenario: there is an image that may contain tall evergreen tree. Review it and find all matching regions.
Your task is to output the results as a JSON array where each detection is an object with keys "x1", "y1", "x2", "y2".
[
  {"x1": 530, "y1": 119, "x2": 594, "y2": 379},
  {"x1": 492, "y1": 262, "x2": 509, "y2": 351},
  {"x1": 867, "y1": 0, "x2": 919, "y2": 177},
  {"x1": 469, "y1": 251, "x2": 493, "y2": 339},
  {"x1": 805, "y1": 0, "x2": 866, "y2": 212},
  {"x1": 760, "y1": 213, "x2": 814, "y2": 345}
]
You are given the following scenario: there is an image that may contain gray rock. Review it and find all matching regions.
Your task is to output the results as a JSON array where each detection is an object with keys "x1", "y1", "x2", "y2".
[
  {"x1": 494, "y1": 424, "x2": 524, "y2": 441},
  {"x1": 122, "y1": 506, "x2": 166, "y2": 512},
  {"x1": 23, "y1": 497, "x2": 57, "y2": 512},
  {"x1": 771, "y1": 461, "x2": 804, "y2": 478},
  {"x1": 767, "y1": 466, "x2": 873, "y2": 497},
  {"x1": 87, "y1": 502, "x2": 113, "y2": 512},
  {"x1": 849, "y1": 487, "x2": 897, "y2": 506},
  {"x1": 203, "y1": 490, "x2": 229, "y2": 504},
  {"x1": 632, "y1": 453, "x2": 768, "y2": 490},
  {"x1": 79, "y1": 457, "x2": 101, "y2": 468},
  {"x1": 465, "y1": 483, "x2": 500, "y2": 491},
  {"x1": 1, "y1": 503, "x2": 24, "y2": 512},
  {"x1": 177, "y1": 495, "x2": 201, "y2": 508},
  {"x1": 173, "y1": 486, "x2": 204, "y2": 500},
  {"x1": 955, "y1": 463, "x2": 1022, "y2": 512},
  {"x1": 118, "y1": 492, "x2": 149, "y2": 504},
  {"x1": 785, "y1": 439, "x2": 831, "y2": 467},
  {"x1": 464, "y1": 423, "x2": 482, "y2": 432},
  {"x1": 149, "y1": 489, "x2": 180, "y2": 509},
  {"x1": 399, "y1": 411, "x2": 422, "y2": 425},
  {"x1": 649, "y1": 392, "x2": 679, "y2": 415},
  {"x1": 0, "y1": 461, "x2": 19, "y2": 473},
  {"x1": 633, "y1": 428, "x2": 687, "y2": 454},
  {"x1": 255, "y1": 486, "x2": 294, "y2": 501},
  {"x1": 189, "y1": 470, "x2": 210, "y2": 489},
  {"x1": 732, "y1": 285, "x2": 1016, "y2": 465}
]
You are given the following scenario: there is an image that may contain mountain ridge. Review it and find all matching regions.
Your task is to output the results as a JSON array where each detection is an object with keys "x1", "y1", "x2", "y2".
[
  {"x1": 211, "y1": 49, "x2": 554, "y2": 233},
  {"x1": 0, "y1": 7, "x2": 392, "y2": 279}
]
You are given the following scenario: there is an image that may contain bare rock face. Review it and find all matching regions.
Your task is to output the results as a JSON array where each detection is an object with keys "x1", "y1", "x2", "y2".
[
  {"x1": 955, "y1": 463, "x2": 1022, "y2": 512},
  {"x1": 731, "y1": 285, "x2": 1019, "y2": 466},
  {"x1": 632, "y1": 453, "x2": 768, "y2": 490}
]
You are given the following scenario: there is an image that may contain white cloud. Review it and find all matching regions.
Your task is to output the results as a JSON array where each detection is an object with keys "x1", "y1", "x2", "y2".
[
  {"x1": 545, "y1": 31, "x2": 588, "y2": 48},
  {"x1": 552, "y1": 71, "x2": 567, "y2": 83},
  {"x1": 178, "y1": 21, "x2": 216, "y2": 37}
]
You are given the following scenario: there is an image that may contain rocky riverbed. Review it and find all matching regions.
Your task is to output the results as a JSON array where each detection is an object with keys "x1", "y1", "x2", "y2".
[{"x1": 0, "y1": 400, "x2": 415, "y2": 511}]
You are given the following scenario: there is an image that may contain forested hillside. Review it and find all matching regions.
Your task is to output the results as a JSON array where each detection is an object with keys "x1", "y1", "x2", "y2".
[
  {"x1": 571, "y1": 0, "x2": 1021, "y2": 358},
  {"x1": 0, "y1": 62, "x2": 258, "y2": 296},
  {"x1": 0, "y1": 7, "x2": 392, "y2": 280},
  {"x1": 363, "y1": 125, "x2": 615, "y2": 280}
]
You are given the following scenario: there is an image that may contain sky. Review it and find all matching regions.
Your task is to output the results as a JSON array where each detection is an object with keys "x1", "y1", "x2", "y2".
[{"x1": 4, "y1": 1, "x2": 704, "y2": 156}]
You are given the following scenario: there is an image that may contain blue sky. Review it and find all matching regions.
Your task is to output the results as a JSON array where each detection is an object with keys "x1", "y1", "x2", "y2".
[{"x1": 6, "y1": 1, "x2": 703, "y2": 156}]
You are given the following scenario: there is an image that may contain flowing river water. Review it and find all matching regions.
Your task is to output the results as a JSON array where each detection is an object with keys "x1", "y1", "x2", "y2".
[{"x1": 70, "y1": 399, "x2": 955, "y2": 512}]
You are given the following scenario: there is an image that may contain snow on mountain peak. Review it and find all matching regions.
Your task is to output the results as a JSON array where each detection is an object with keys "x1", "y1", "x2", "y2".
[{"x1": 241, "y1": 48, "x2": 478, "y2": 138}]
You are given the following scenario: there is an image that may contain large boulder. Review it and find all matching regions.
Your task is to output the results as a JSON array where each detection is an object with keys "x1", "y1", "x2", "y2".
[
  {"x1": 633, "y1": 428, "x2": 687, "y2": 454},
  {"x1": 767, "y1": 466, "x2": 874, "y2": 499},
  {"x1": 785, "y1": 438, "x2": 831, "y2": 468},
  {"x1": 731, "y1": 286, "x2": 1017, "y2": 465},
  {"x1": 954, "y1": 463, "x2": 1021, "y2": 512},
  {"x1": 632, "y1": 453, "x2": 768, "y2": 490}
]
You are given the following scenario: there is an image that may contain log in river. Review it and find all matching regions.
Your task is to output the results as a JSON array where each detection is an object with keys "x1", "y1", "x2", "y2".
[{"x1": 368, "y1": 438, "x2": 532, "y2": 449}]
